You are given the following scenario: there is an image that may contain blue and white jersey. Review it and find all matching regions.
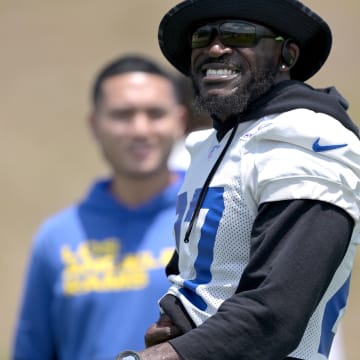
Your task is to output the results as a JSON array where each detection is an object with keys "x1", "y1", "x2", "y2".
[{"x1": 165, "y1": 109, "x2": 360, "y2": 359}]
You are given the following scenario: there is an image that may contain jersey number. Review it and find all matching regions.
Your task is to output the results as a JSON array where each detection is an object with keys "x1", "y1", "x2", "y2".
[{"x1": 174, "y1": 187, "x2": 225, "y2": 310}]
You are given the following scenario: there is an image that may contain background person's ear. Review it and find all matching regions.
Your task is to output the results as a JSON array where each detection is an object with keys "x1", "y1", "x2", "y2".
[
  {"x1": 174, "y1": 105, "x2": 188, "y2": 140},
  {"x1": 87, "y1": 110, "x2": 100, "y2": 141}
]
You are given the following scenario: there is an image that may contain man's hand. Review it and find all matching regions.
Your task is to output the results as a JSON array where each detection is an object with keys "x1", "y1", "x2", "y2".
[
  {"x1": 139, "y1": 342, "x2": 182, "y2": 360},
  {"x1": 145, "y1": 314, "x2": 183, "y2": 348}
]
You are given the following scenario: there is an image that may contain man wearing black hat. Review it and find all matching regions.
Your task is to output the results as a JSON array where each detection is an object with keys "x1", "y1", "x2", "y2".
[{"x1": 115, "y1": 1, "x2": 360, "y2": 360}]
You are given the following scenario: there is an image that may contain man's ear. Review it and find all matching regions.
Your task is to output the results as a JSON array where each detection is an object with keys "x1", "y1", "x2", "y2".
[
  {"x1": 87, "y1": 110, "x2": 99, "y2": 140},
  {"x1": 280, "y1": 40, "x2": 300, "y2": 69},
  {"x1": 174, "y1": 105, "x2": 188, "y2": 139}
]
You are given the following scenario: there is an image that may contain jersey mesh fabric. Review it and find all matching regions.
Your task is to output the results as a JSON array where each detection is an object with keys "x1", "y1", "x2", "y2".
[{"x1": 165, "y1": 110, "x2": 360, "y2": 359}]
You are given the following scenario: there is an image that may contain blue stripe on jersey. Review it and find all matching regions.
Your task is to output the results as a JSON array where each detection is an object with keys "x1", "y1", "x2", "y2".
[
  {"x1": 174, "y1": 192, "x2": 188, "y2": 249},
  {"x1": 179, "y1": 187, "x2": 225, "y2": 310},
  {"x1": 318, "y1": 275, "x2": 351, "y2": 357}
]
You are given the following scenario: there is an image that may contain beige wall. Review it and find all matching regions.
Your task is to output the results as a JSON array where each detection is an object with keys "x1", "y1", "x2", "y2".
[{"x1": 0, "y1": 1, "x2": 359, "y2": 359}]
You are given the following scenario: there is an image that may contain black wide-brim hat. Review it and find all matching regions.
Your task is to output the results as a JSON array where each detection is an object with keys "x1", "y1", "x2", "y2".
[{"x1": 158, "y1": 0, "x2": 332, "y2": 81}]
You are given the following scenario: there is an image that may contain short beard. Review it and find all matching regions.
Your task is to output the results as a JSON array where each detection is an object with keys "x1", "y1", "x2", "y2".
[{"x1": 192, "y1": 65, "x2": 278, "y2": 118}]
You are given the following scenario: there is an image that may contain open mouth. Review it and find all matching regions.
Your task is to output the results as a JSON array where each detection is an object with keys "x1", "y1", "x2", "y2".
[{"x1": 201, "y1": 65, "x2": 240, "y2": 81}]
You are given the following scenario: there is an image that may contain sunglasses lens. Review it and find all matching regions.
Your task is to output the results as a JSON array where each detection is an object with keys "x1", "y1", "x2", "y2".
[
  {"x1": 191, "y1": 22, "x2": 268, "y2": 49},
  {"x1": 221, "y1": 32, "x2": 256, "y2": 46},
  {"x1": 191, "y1": 25, "x2": 212, "y2": 48},
  {"x1": 220, "y1": 22, "x2": 257, "y2": 47}
]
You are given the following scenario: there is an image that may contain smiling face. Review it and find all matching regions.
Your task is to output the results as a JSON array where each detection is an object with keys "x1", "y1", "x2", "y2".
[
  {"x1": 190, "y1": 20, "x2": 285, "y2": 120},
  {"x1": 90, "y1": 72, "x2": 185, "y2": 180}
]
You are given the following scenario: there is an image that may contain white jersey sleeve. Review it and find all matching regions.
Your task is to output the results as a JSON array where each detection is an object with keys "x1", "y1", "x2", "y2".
[{"x1": 244, "y1": 109, "x2": 360, "y2": 221}]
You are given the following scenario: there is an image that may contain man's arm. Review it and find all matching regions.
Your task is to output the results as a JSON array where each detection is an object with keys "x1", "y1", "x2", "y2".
[
  {"x1": 141, "y1": 199, "x2": 353, "y2": 360},
  {"x1": 169, "y1": 199, "x2": 353, "y2": 359},
  {"x1": 12, "y1": 234, "x2": 56, "y2": 359}
]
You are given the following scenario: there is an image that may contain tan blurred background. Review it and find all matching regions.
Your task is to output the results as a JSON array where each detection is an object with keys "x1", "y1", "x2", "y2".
[{"x1": 0, "y1": 1, "x2": 359, "y2": 359}]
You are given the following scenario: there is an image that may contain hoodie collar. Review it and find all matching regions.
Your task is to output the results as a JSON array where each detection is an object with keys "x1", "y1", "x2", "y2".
[{"x1": 212, "y1": 80, "x2": 358, "y2": 141}]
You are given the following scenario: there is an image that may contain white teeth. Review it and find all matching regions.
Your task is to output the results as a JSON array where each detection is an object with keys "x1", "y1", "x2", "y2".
[{"x1": 206, "y1": 69, "x2": 237, "y2": 76}]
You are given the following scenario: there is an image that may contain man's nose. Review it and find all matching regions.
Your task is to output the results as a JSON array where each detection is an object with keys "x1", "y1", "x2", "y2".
[
  {"x1": 130, "y1": 112, "x2": 151, "y2": 135},
  {"x1": 207, "y1": 35, "x2": 233, "y2": 58}
]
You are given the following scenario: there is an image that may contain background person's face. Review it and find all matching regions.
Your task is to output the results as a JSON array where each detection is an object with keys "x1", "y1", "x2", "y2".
[{"x1": 91, "y1": 72, "x2": 185, "y2": 179}]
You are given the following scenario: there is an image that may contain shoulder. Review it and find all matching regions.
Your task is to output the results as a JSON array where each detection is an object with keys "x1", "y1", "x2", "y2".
[
  {"x1": 243, "y1": 109, "x2": 360, "y2": 158},
  {"x1": 186, "y1": 128, "x2": 215, "y2": 149},
  {"x1": 33, "y1": 205, "x2": 79, "y2": 245},
  {"x1": 241, "y1": 110, "x2": 360, "y2": 218}
]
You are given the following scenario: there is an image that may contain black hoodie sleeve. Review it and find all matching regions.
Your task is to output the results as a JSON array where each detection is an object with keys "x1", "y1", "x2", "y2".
[
  {"x1": 168, "y1": 199, "x2": 353, "y2": 360},
  {"x1": 165, "y1": 250, "x2": 179, "y2": 277}
]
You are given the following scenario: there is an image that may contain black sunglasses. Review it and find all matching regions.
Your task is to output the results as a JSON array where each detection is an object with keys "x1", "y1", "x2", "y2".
[{"x1": 191, "y1": 20, "x2": 284, "y2": 49}]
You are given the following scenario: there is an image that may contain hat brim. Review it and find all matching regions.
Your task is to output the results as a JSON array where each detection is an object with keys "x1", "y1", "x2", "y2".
[{"x1": 158, "y1": 0, "x2": 332, "y2": 81}]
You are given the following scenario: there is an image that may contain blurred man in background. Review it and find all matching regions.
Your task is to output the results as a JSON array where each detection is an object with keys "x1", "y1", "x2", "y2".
[{"x1": 12, "y1": 54, "x2": 187, "y2": 360}]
